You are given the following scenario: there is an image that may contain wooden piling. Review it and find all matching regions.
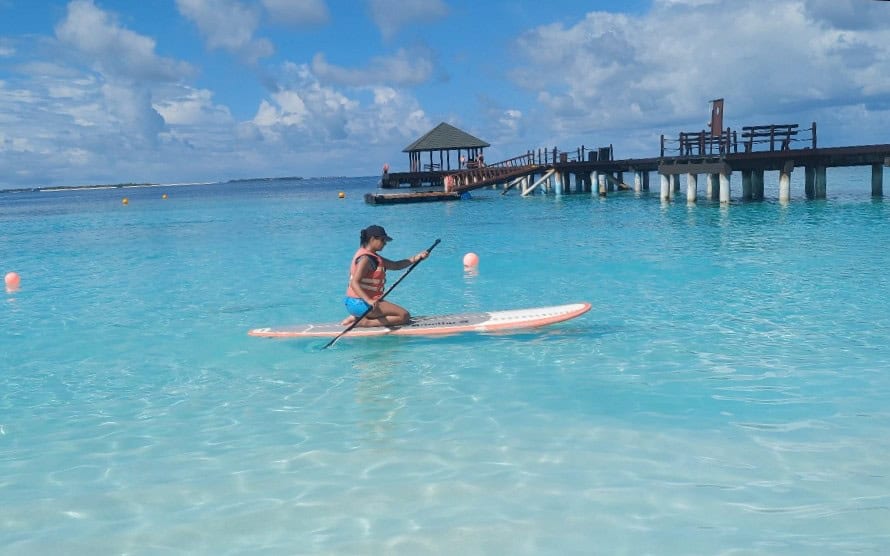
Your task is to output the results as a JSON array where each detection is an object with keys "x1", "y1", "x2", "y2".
[
  {"x1": 686, "y1": 173, "x2": 697, "y2": 204},
  {"x1": 719, "y1": 173, "x2": 731, "y2": 204},
  {"x1": 707, "y1": 174, "x2": 718, "y2": 200},
  {"x1": 752, "y1": 171, "x2": 764, "y2": 200},
  {"x1": 779, "y1": 161, "x2": 794, "y2": 203},
  {"x1": 814, "y1": 167, "x2": 827, "y2": 198},
  {"x1": 805, "y1": 167, "x2": 815, "y2": 199},
  {"x1": 741, "y1": 171, "x2": 752, "y2": 200}
]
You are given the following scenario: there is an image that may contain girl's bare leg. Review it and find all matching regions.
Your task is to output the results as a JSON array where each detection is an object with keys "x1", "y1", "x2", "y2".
[{"x1": 353, "y1": 300, "x2": 410, "y2": 327}]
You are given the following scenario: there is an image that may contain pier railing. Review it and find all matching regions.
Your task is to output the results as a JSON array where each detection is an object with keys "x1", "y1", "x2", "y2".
[
  {"x1": 527, "y1": 145, "x2": 614, "y2": 164},
  {"x1": 445, "y1": 153, "x2": 544, "y2": 193},
  {"x1": 661, "y1": 123, "x2": 817, "y2": 158}
]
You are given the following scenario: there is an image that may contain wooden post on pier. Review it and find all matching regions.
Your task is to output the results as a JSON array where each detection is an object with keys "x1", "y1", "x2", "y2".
[
  {"x1": 634, "y1": 171, "x2": 643, "y2": 193},
  {"x1": 719, "y1": 172, "x2": 731, "y2": 204},
  {"x1": 686, "y1": 173, "x2": 697, "y2": 204},
  {"x1": 814, "y1": 166, "x2": 827, "y2": 198},
  {"x1": 752, "y1": 170, "x2": 764, "y2": 200},
  {"x1": 779, "y1": 161, "x2": 794, "y2": 203},
  {"x1": 805, "y1": 166, "x2": 815, "y2": 199},
  {"x1": 705, "y1": 174, "x2": 717, "y2": 200},
  {"x1": 872, "y1": 164, "x2": 884, "y2": 197},
  {"x1": 742, "y1": 171, "x2": 753, "y2": 200},
  {"x1": 598, "y1": 173, "x2": 607, "y2": 197},
  {"x1": 660, "y1": 173, "x2": 670, "y2": 202}
]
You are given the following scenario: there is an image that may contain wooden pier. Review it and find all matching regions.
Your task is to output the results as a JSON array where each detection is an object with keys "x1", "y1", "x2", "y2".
[{"x1": 369, "y1": 116, "x2": 890, "y2": 205}]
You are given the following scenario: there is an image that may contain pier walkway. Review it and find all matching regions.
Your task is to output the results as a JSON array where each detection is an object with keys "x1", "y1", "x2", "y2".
[
  {"x1": 445, "y1": 154, "x2": 542, "y2": 194},
  {"x1": 372, "y1": 122, "x2": 890, "y2": 205}
]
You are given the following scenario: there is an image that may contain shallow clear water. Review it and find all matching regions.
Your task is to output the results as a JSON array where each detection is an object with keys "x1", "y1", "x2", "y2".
[{"x1": 3, "y1": 171, "x2": 890, "y2": 554}]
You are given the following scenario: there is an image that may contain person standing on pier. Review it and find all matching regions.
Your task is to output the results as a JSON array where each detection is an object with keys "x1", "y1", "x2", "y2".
[{"x1": 341, "y1": 225, "x2": 429, "y2": 327}]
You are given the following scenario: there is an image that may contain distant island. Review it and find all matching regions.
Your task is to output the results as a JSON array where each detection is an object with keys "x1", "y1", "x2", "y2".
[
  {"x1": 1, "y1": 176, "x2": 306, "y2": 194},
  {"x1": 227, "y1": 176, "x2": 303, "y2": 183},
  {"x1": 0, "y1": 182, "x2": 158, "y2": 194}
]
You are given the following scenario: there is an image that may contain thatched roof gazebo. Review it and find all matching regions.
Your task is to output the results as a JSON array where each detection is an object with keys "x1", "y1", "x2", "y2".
[{"x1": 403, "y1": 122, "x2": 490, "y2": 172}]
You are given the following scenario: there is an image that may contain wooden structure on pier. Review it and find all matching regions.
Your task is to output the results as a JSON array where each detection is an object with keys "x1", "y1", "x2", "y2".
[
  {"x1": 445, "y1": 154, "x2": 542, "y2": 194},
  {"x1": 658, "y1": 116, "x2": 890, "y2": 202},
  {"x1": 402, "y1": 122, "x2": 489, "y2": 173},
  {"x1": 366, "y1": 154, "x2": 542, "y2": 205},
  {"x1": 368, "y1": 101, "x2": 890, "y2": 205},
  {"x1": 379, "y1": 122, "x2": 490, "y2": 190}
]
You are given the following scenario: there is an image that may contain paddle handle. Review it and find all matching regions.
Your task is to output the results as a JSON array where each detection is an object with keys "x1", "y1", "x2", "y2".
[{"x1": 322, "y1": 238, "x2": 440, "y2": 349}]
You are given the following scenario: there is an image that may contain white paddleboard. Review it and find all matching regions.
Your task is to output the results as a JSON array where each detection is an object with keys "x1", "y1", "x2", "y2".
[{"x1": 248, "y1": 302, "x2": 591, "y2": 339}]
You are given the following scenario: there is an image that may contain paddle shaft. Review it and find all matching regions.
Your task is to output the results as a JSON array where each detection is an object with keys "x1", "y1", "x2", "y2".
[{"x1": 322, "y1": 238, "x2": 441, "y2": 349}]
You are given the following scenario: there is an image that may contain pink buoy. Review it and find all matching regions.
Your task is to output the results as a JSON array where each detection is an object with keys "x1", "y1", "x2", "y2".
[
  {"x1": 5, "y1": 271, "x2": 21, "y2": 292},
  {"x1": 463, "y1": 252, "x2": 479, "y2": 268}
]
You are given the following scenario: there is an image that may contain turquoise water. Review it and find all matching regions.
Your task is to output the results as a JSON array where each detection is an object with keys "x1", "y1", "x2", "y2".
[{"x1": 3, "y1": 171, "x2": 890, "y2": 554}]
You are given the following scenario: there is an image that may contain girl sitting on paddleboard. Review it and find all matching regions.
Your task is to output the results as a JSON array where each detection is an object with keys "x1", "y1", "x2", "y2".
[{"x1": 341, "y1": 225, "x2": 429, "y2": 327}]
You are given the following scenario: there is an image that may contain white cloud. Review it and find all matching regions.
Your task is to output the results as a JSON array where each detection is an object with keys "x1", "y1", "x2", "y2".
[
  {"x1": 56, "y1": 0, "x2": 192, "y2": 81},
  {"x1": 311, "y1": 47, "x2": 434, "y2": 87},
  {"x1": 261, "y1": 0, "x2": 329, "y2": 27},
  {"x1": 803, "y1": 0, "x2": 889, "y2": 30},
  {"x1": 51, "y1": 0, "x2": 196, "y2": 145},
  {"x1": 0, "y1": 2, "x2": 218, "y2": 187},
  {"x1": 176, "y1": 0, "x2": 274, "y2": 62},
  {"x1": 249, "y1": 63, "x2": 357, "y2": 141},
  {"x1": 367, "y1": 0, "x2": 448, "y2": 40},
  {"x1": 507, "y1": 0, "x2": 890, "y2": 147},
  {"x1": 154, "y1": 87, "x2": 234, "y2": 126},
  {"x1": 100, "y1": 83, "x2": 165, "y2": 140},
  {"x1": 248, "y1": 63, "x2": 429, "y2": 148},
  {"x1": 363, "y1": 86, "x2": 429, "y2": 142},
  {"x1": 499, "y1": 109, "x2": 523, "y2": 135}
]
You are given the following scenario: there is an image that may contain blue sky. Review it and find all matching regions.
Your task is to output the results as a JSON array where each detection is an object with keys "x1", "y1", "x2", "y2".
[{"x1": 1, "y1": 0, "x2": 889, "y2": 188}]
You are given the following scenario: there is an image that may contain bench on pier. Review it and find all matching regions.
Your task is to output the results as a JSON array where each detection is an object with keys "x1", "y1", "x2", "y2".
[
  {"x1": 679, "y1": 131, "x2": 729, "y2": 156},
  {"x1": 741, "y1": 124, "x2": 799, "y2": 152},
  {"x1": 423, "y1": 163, "x2": 441, "y2": 171}
]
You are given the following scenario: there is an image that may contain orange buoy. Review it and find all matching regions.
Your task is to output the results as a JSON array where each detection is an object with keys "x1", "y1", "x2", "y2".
[
  {"x1": 463, "y1": 252, "x2": 479, "y2": 268},
  {"x1": 5, "y1": 271, "x2": 21, "y2": 292}
]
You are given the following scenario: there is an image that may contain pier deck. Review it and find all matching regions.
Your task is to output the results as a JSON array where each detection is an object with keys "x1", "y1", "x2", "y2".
[{"x1": 371, "y1": 121, "x2": 890, "y2": 205}]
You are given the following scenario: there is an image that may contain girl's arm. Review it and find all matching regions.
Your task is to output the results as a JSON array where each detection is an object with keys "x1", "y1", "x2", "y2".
[{"x1": 382, "y1": 250, "x2": 428, "y2": 270}]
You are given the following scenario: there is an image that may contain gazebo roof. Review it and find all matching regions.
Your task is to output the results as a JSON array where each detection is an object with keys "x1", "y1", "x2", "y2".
[{"x1": 402, "y1": 122, "x2": 490, "y2": 152}]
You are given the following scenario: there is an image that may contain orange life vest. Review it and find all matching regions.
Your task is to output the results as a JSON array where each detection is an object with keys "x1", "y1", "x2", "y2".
[{"x1": 345, "y1": 247, "x2": 385, "y2": 299}]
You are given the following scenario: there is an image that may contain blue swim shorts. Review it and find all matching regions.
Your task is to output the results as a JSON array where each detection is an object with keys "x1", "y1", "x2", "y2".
[{"x1": 344, "y1": 296, "x2": 372, "y2": 317}]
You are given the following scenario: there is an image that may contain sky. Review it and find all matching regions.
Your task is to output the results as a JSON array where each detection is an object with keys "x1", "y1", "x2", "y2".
[{"x1": 1, "y1": 0, "x2": 889, "y2": 188}]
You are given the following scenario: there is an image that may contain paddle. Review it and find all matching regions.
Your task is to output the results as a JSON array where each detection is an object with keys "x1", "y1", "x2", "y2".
[{"x1": 322, "y1": 238, "x2": 441, "y2": 349}]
